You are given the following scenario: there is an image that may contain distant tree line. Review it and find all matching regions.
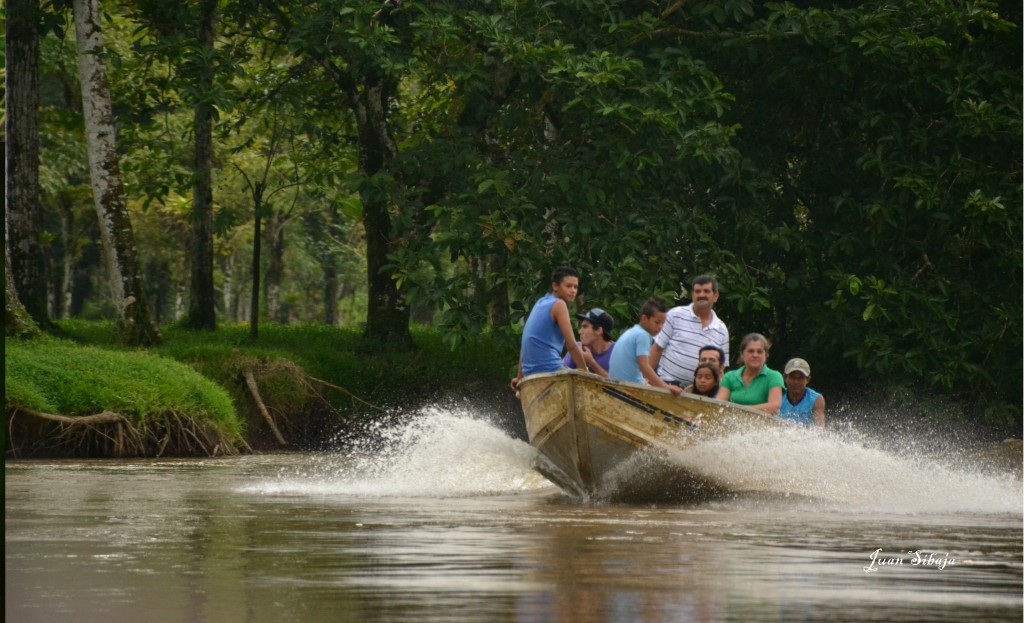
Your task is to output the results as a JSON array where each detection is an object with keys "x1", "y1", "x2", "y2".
[{"x1": 5, "y1": 0, "x2": 1021, "y2": 426}]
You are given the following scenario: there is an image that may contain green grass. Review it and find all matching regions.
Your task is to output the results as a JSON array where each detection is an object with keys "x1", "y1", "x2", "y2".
[
  {"x1": 53, "y1": 319, "x2": 518, "y2": 409},
  {"x1": 5, "y1": 335, "x2": 240, "y2": 437},
  {"x1": 6, "y1": 322, "x2": 517, "y2": 456}
]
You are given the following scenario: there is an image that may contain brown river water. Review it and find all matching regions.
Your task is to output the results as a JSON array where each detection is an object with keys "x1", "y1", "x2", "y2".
[{"x1": 6, "y1": 406, "x2": 1022, "y2": 622}]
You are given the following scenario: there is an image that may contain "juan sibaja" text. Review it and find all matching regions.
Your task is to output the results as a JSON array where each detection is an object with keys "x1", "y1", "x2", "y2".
[{"x1": 864, "y1": 548, "x2": 957, "y2": 573}]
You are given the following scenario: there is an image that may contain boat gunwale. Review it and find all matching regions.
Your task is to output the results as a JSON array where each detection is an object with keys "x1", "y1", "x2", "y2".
[{"x1": 518, "y1": 368, "x2": 781, "y2": 423}]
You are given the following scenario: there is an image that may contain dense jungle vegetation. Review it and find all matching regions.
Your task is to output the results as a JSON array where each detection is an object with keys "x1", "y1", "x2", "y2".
[{"x1": 5, "y1": 0, "x2": 1021, "y2": 436}]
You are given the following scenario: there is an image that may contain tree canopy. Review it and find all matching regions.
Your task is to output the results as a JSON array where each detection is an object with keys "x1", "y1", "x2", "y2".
[{"x1": 5, "y1": 0, "x2": 1021, "y2": 426}]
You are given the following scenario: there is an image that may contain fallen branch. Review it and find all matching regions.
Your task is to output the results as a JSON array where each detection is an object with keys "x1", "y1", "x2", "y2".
[
  {"x1": 244, "y1": 369, "x2": 288, "y2": 446},
  {"x1": 306, "y1": 376, "x2": 386, "y2": 412},
  {"x1": 8, "y1": 410, "x2": 19, "y2": 458}
]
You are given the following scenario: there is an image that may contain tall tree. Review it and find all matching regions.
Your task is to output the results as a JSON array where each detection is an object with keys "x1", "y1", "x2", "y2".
[
  {"x1": 184, "y1": 0, "x2": 220, "y2": 330},
  {"x1": 73, "y1": 0, "x2": 161, "y2": 345},
  {"x1": 5, "y1": 0, "x2": 50, "y2": 327},
  {"x1": 233, "y1": 0, "x2": 419, "y2": 346}
]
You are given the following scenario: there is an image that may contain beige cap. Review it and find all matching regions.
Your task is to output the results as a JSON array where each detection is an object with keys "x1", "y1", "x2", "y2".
[{"x1": 784, "y1": 358, "x2": 811, "y2": 376}]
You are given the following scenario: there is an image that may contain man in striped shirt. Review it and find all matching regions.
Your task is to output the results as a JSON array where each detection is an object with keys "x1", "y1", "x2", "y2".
[{"x1": 649, "y1": 275, "x2": 730, "y2": 387}]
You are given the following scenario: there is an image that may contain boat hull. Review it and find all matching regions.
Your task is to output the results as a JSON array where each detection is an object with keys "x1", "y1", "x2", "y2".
[{"x1": 518, "y1": 369, "x2": 785, "y2": 499}]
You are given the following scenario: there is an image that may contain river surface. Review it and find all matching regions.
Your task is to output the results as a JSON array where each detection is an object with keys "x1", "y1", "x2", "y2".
[{"x1": 6, "y1": 407, "x2": 1023, "y2": 622}]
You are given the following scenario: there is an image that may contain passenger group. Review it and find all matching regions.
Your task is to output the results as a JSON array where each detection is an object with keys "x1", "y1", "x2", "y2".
[{"x1": 510, "y1": 267, "x2": 825, "y2": 427}]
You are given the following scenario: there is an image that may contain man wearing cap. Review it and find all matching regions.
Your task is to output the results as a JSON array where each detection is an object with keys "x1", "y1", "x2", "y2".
[
  {"x1": 561, "y1": 308, "x2": 616, "y2": 377},
  {"x1": 650, "y1": 275, "x2": 730, "y2": 387},
  {"x1": 779, "y1": 358, "x2": 825, "y2": 428}
]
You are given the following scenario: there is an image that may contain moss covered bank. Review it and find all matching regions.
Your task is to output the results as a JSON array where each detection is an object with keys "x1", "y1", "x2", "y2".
[{"x1": 5, "y1": 322, "x2": 517, "y2": 458}]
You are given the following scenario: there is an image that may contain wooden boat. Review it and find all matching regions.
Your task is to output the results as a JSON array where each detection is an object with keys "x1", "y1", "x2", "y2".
[{"x1": 518, "y1": 369, "x2": 787, "y2": 499}]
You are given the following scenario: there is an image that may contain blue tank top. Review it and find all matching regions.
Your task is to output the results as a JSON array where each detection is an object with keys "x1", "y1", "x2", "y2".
[
  {"x1": 779, "y1": 387, "x2": 821, "y2": 426},
  {"x1": 521, "y1": 293, "x2": 565, "y2": 376}
]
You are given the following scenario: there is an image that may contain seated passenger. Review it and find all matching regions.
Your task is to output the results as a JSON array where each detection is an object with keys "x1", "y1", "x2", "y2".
[
  {"x1": 779, "y1": 358, "x2": 825, "y2": 428},
  {"x1": 697, "y1": 345, "x2": 726, "y2": 378},
  {"x1": 561, "y1": 308, "x2": 616, "y2": 378},
  {"x1": 683, "y1": 362, "x2": 720, "y2": 398},
  {"x1": 715, "y1": 333, "x2": 783, "y2": 414},
  {"x1": 608, "y1": 298, "x2": 683, "y2": 397}
]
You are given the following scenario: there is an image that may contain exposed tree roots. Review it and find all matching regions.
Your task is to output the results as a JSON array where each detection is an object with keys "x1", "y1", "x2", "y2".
[
  {"x1": 6, "y1": 407, "x2": 242, "y2": 459},
  {"x1": 6, "y1": 356, "x2": 386, "y2": 458}
]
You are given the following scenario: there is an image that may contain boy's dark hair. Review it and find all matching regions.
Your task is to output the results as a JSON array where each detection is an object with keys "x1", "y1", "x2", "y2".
[
  {"x1": 692, "y1": 274, "x2": 719, "y2": 293},
  {"x1": 551, "y1": 266, "x2": 579, "y2": 285},
  {"x1": 640, "y1": 297, "x2": 667, "y2": 318}
]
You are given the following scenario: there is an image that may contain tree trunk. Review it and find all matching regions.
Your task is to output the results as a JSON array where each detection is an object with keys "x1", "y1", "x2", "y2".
[
  {"x1": 221, "y1": 252, "x2": 233, "y2": 321},
  {"x1": 73, "y1": 0, "x2": 161, "y2": 346},
  {"x1": 350, "y1": 78, "x2": 412, "y2": 347},
  {"x1": 5, "y1": 0, "x2": 50, "y2": 327},
  {"x1": 185, "y1": 0, "x2": 218, "y2": 330},
  {"x1": 73, "y1": 0, "x2": 159, "y2": 346},
  {"x1": 146, "y1": 259, "x2": 172, "y2": 323},
  {"x1": 264, "y1": 209, "x2": 285, "y2": 324},
  {"x1": 249, "y1": 184, "x2": 263, "y2": 339},
  {"x1": 56, "y1": 193, "x2": 76, "y2": 319},
  {"x1": 323, "y1": 260, "x2": 339, "y2": 326},
  {"x1": 6, "y1": 218, "x2": 41, "y2": 337}
]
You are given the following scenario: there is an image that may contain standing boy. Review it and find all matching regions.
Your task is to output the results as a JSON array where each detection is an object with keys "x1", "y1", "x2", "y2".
[
  {"x1": 510, "y1": 267, "x2": 588, "y2": 393},
  {"x1": 608, "y1": 298, "x2": 684, "y2": 397}
]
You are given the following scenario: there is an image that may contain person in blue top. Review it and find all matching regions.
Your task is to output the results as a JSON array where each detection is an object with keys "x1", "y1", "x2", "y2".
[
  {"x1": 510, "y1": 267, "x2": 588, "y2": 394},
  {"x1": 715, "y1": 333, "x2": 783, "y2": 414},
  {"x1": 779, "y1": 358, "x2": 826, "y2": 428},
  {"x1": 607, "y1": 298, "x2": 683, "y2": 397},
  {"x1": 561, "y1": 308, "x2": 616, "y2": 378}
]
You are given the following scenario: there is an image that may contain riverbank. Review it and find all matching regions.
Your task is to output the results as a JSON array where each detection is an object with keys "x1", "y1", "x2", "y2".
[{"x1": 4, "y1": 321, "x2": 519, "y2": 458}]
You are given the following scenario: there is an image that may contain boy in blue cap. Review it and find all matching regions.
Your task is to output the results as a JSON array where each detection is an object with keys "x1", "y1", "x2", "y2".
[{"x1": 561, "y1": 308, "x2": 616, "y2": 377}]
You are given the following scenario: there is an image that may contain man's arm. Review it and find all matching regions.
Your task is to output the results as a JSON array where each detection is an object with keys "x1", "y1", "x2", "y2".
[
  {"x1": 510, "y1": 357, "x2": 522, "y2": 393},
  {"x1": 813, "y1": 395, "x2": 826, "y2": 428}
]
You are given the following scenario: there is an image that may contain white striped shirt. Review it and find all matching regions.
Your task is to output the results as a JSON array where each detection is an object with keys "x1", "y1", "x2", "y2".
[{"x1": 653, "y1": 304, "x2": 730, "y2": 385}]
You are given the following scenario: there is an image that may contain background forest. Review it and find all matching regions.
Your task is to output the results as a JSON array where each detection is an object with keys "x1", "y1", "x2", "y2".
[{"x1": 5, "y1": 0, "x2": 1022, "y2": 429}]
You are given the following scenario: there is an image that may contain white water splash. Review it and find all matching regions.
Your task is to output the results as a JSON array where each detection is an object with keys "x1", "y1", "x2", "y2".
[
  {"x1": 248, "y1": 405, "x2": 1021, "y2": 514},
  {"x1": 251, "y1": 406, "x2": 552, "y2": 498},
  {"x1": 664, "y1": 426, "x2": 1023, "y2": 514}
]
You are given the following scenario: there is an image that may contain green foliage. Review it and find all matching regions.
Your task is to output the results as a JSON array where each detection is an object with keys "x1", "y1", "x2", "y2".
[
  {"x1": 703, "y1": 0, "x2": 1022, "y2": 424},
  {"x1": 23, "y1": 0, "x2": 1021, "y2": 431},
  {"x1": 4, "y1": 335, "x2": 240, "y2": 435}
]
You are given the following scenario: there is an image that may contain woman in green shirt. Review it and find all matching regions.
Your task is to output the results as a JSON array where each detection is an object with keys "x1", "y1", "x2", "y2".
[{"x1": 715, "y1": 333, "x2": 783, "y2": 414}]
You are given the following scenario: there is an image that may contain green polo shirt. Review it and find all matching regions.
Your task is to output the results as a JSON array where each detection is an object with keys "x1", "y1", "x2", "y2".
[{"x1": 720, "y1": 365, "x2": 784, "y2": 405}]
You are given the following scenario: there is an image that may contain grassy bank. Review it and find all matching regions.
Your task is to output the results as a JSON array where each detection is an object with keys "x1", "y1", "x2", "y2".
[
  {"x1": 6, "y1": 336, "x2": 243, "y2": 457},
  {"x1": 5, "y1": 321, "x2": 519, "y2": 458}
]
